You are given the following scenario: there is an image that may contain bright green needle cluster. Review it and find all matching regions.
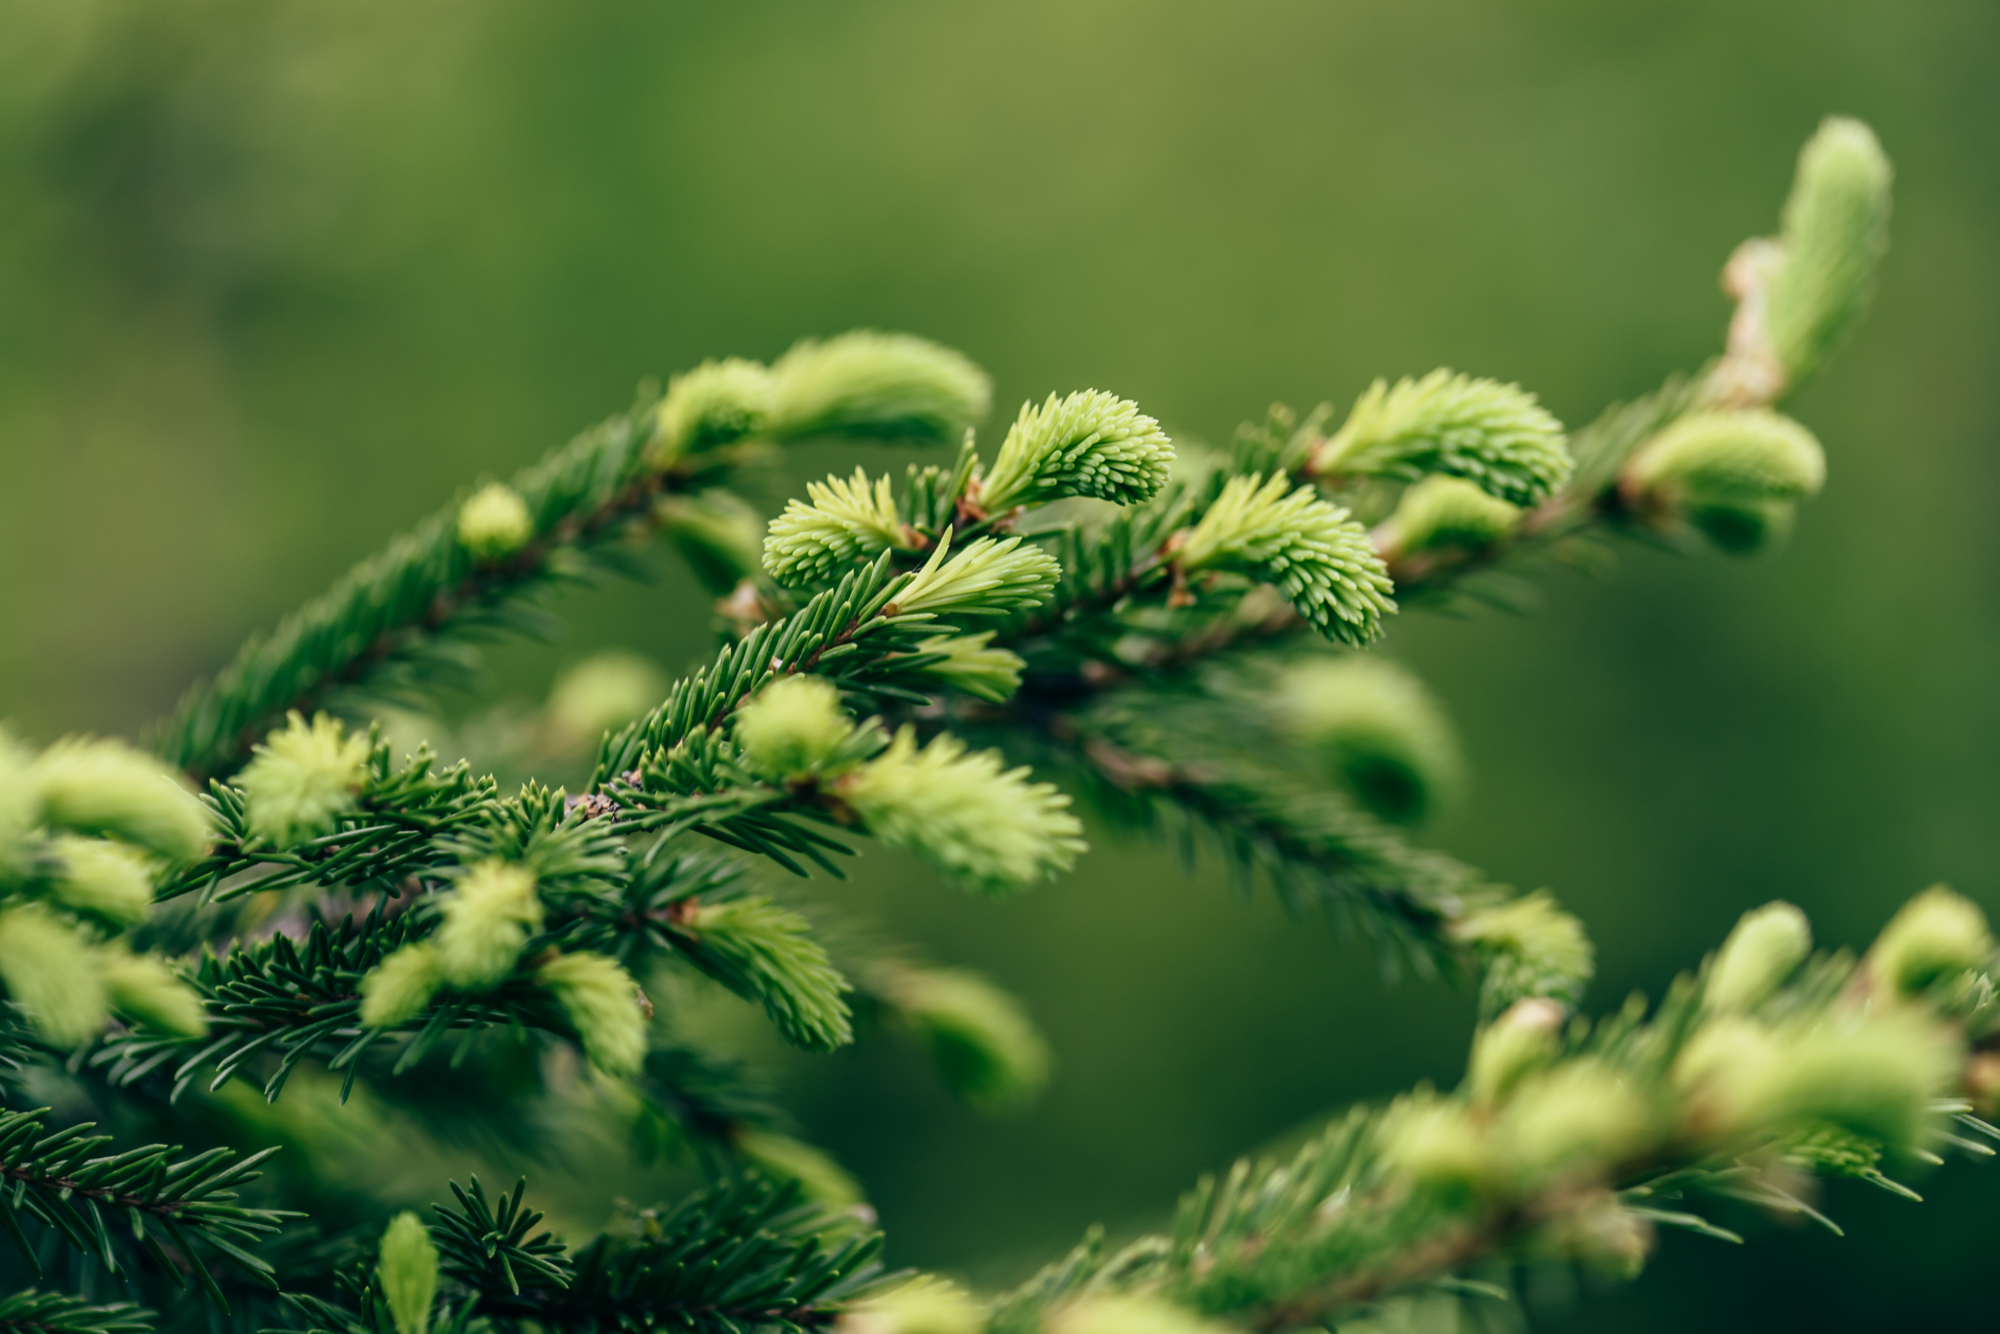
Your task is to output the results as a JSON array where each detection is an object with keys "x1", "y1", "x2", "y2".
[
  {"x1": 764, "y1": 468, "x2": 911, "y2": 587},
  {"x1": 377, "y1": 1212, "x2": 440, "y2": 1334},
  {"x1": 977, "y1": 390, "x2": 1175, "y2": 513},
  {"x1": 1312, "y1": 369, "x2": 1572, "y2": 506},
  {"x1": 1765, "y1": 117, "x2": 1893, "y2": 385},
  {"x1": 1174, "y1": 474, "x2": 1396, "y2": 646},
  {"x1": 911, "y1": 631, "x2": 1025, "y2": 703},
  {"x1": 237, "y1": 711, "x2": 372, "y2": 849},
  {"x1": 893, "y1": 533, "x2": 1062, "y2": 618},
  {"x1": 435, "y1": 860, "x2": 544, "y2": 988},
  {"x1": 840, "y1": 726, "x2": 1085, "y2": 894},
  {"x1": 1374, "y1": 474, "x2": 1521, "y2": 561},
  {"x1": 1623, "y1": 408, "x2": 1826, "y2": 552},
  {"x1": 733, "y1": 675, "x2": 867, "y2": 780},
  {"x1": 768, "y1": 330, "x2": 992, "y2": 443},
  {"x1": 652, "y1": 357, "x2": 776, "y2": 468},
  {"x1": 878, "y1": 963, "x2": 1053, "y2": 1111},
  {"x1": 456, "y1": 482, "x2": 535, "y2": 559},
  {"x1": 679, "y1": 897, "x2": 854, "y2": 1052},
  {"x1": 1276, "y1": 655, "x2": 1462, "y2": 825},
  {"x1": 536, "y1": 950, "x2": 649, "y2": 1076}
]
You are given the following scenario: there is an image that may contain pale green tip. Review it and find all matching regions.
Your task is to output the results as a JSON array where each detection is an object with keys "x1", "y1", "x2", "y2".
[
  {"x1": 1277, "y1": 655, "x2": 1461, "y2": 824},
  {"x1": 238, "y1": 711, "x2": 372, "y2": 849},
  {"x1": 378, "y1": 1211, "x2": 440, "y2": 1334},
  {"x1": 434, "y1": 860, "x2": 543, "y2": 990},
  {"x1": 537, "y1": 950, "x2": 649, "y2": 1076},
  {"x1": 456, "y1": 481, "x2": 535, "y2": 559},
  {"x1": 1866, "y1": 885, "x2": 1995, "y2": 1000},
  {"x1": 733, "y1": 675, "x2": 861, "y2": 780},
  {"x1": 31, "y1": 736, "x2": 212, "y2": 864},
  {"x1": 1705, "y1": 901, "x2": 1812, "y2": 1012}
]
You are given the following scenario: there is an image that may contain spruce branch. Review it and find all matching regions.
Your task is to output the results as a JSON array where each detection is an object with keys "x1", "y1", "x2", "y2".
[
  {"x1": 0, "y1": 1292, "x2": 152, "y2": 1334},
  {"x1": 0, "y1": 1106, "x2": 294, "y2": 1305},
  {"x1": 989, "y1": 891, "x2": 1997, "y2": 1334},
  {"x1": 154, "y1": 332, "x2": 989, "y2": 784}
]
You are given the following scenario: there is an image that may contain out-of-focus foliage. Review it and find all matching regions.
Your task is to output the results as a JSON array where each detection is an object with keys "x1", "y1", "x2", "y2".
[{"x1": 1, "y1": 3, "x2": 1997, "y2": 1332}]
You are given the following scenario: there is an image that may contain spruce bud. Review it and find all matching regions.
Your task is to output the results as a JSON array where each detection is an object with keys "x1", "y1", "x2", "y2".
[
  {"x1": 378, "y1": 1211, "x2": 440, "y2": 1334},
  {"x1": 98, "y1": 951, "x2": 208, "y2": 1035},
  {"x1": 238, "y1": 712, "x2": 372, "y2": 849},
  {"x1": 545, "y1": 651, "x2": 668, "y2": 749},
  {"x1": 536, "y1": 951, "x2": 648, "y2": 1076},
  {"x1": 1276, "y1": 656, "x2": 1461, "y2": 825},
  {"x1": 1765, "y1": 117, "x2": 1893, "y2": 385},
  {"x1": 49, "y1": 834, "x2": 156, "y2": 927},
  {"x1": 842, "y1": 1277, "x2": 985, "y2": 1334},
  {"x1": 31, "y1": 737, "x2": 211, "y2": 864},
  {"x1": 359, "y1": 942, "x2": 444, "y2": 1028},
  {"x1": 0, "y1": 904, "x2": 109, "y2": 1046},
  {"x1": 839, "y1": 727, "x2": 1084, "y2": 895},
  {"x1": 1453, "y1": 891, "x2": 1594, "y2": 1015},
  {"x1": 878, "y1": 965, "x2": 1053, "y2": 1112},
  {"x1": 1622, "y1": 409, "x2": 1825, "y2": 552},
  {"x1": 650, "y1": 357, "x2": 775, "y2": 469},
  {"x1": 732, "y1": 1127, "x2": 864, "y2": 1205},
  {"x1": 734, "y1": 676, "x2": 858, "y2": 780},
  {"x1": 1466, "y1": 996, "x2": 1566, "y2": 1106},
  {"x1": 456, "y1": 482, "x2": 534, "y2": 559},
  {"x1": 1499, "y1": 1059, "x2": 1651, "y2": 1186},
  {"x1": 769, "y1": 331, "x2": 991, "y2": 445},
  {"x1": 975, "y1": 390, "x2": 1174, "y2": 513},
  {"x1": 1374, "y1": 474, "x2": 1522, "y2": 561},
  {"x1": 434, "y1": 861, "x2": 543, "y2": 989},
  {"x1": 1865, "y1": 885, "x2": 1996, "y2": 1000},
  {"x1": 1047, "y1": 1296, "x2": 1228, "y2": 1334},
  {"x1": 1705, "y1": 901, "x2": 1812, "y2": 1012},
  {"x1": 1379, "y1": 1092, "x2": 1490, "y2": 1192},
  {"x1": 910, "y1": 632, "x2": 1025, "y2": 704}
]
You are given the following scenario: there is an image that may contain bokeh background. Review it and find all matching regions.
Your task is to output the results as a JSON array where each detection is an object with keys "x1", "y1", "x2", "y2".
[{"x1": 3, "y1": 2, "x2": 1997, "y2": 1328}]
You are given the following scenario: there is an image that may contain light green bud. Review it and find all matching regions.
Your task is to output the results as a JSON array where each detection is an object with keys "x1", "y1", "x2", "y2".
[
  {"x1": 1313, "y1": 369, "x2": 1572, "y2": 506},
  {"x1": 651, "y1": 357, "x2": 776, "y2": 469},
  {"x1": 878, "y1": 965, "x2": 1053, "y2": 1112},
  {"x1": 377, "y1": 1211, "x2": 440, "y2": 1334},
  {"x1": 0, "y1": 904, "x2": 109, "y2": 1047},
  {"x1": 1046, "y1": 1295, "x2": 1228, "y2": 1334},
  {"x1": 841, "y1": 1277, "x2": 985, "y2": 1334},
  {"x1": 1466, "y1": 996, "x2": 1566, "y2": 1106},
  {"x1": 732, "y1": 1127, "x2": 863, "y2": 1206},
  {"x1": 48, "y1": 835, "x2": 155, "y2": 927},
  {"x1": 1627, "y1": 410, "x2": 1825, "y2": 500},
  {"x1": 31, "y1": 737, "x2": 210, "y2": 864},
  {"x1": 769, "y1": 331, "x2": 991, "y2": 445},
  {"x1": 358, "y1": 942, "x2": 444, "y2": 1028},
  {"x1": 1498, "y1": 1059, "x2": 1652, "y2": 1186},
  {"x1": 1379, "y1": 1091, "x2": 1490, "y2": 1191},
  {"x1": 1173, "y1": 473, "x2": 1396, "y2": 647},
  {"x1": 545, "y1": 651, "x2": 668, "y2": 748},
  {"x1": 1623, "y1": 410, "x2": 1825, "y2": 553},
  {"x1": 537, "y1": 950, "x2": 647, "y2": 1076},
  {"x1": 733, "y1": 676, "x2": 858, "y2": 780},
  {"x1": 892, "y1": 533, "x2": 1062, "y2": 620},
  {"x1": 97, "y1": 951, "x2": 208, "y2": 1036},
  {"x1": 1705, "y1": 901, "x2": 1812, "y2": 1012},
  {"x1": 1765, "y1": 117, "x2": 1892, "y2": 385},
  {"x1": 975, "y1": 389, "x2": 1175, "y2": 513},
  {"x1": 434, "y1": 861, "x2": 543, "y2": 989},
  {"x1": 1866, "y1": 885, "x2": 1996, "y2": 1000},
  {"x1": 1452, "y1": 891, "x2": 1594, "y2": 1015},
  {"x1": 1276, "y1": 656, "x2": 1461, "y2": 825},
  {"x1": 0, "y1": 728, "x2": 37, "y2": 885},
  {"x1": 764, "y1": 469, "x2": 912, "y2": 589},
  {"x1": 238, "y1": 711, "x2": 372, "y2": 849},
  {"x1": 1678, "y1": 1011, "x2": 1957, "y2": 1154},
  {"x1": 456, "y1": 482, "x2": 535, "y2": 559},
  {"x1": 911, "y1": 632, "x2": 1025, "y2": 704},
  {"x1": 1375, "y1": 474, "x2": 1521, "y2": 561},
  {"x1": 656, "y1": 490, "x2": 768, "y2": 594},
  {"x1": 1538, "y1": 1191, "x2": 1653, "y2": 1279},
  {"x1": 840, "y1": 726, "x2": 1084, "y2": 895}
]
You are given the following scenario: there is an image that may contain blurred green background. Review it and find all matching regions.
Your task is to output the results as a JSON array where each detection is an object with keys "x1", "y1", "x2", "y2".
[{"x1": 3, "y1": 1, "x2": 1997, "y2": 1328}]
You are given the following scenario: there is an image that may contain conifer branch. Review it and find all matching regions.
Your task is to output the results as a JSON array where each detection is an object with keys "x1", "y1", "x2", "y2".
[
  {"x1": 0, "y1": 1292, "x2": 151, "y2": 1334},
  {"x1": 0, "y1": 1106, "x2": 294, "y2": 1305},
  {"x1": 153, "y1": 333, "x2": 989, "y2": 784}
]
